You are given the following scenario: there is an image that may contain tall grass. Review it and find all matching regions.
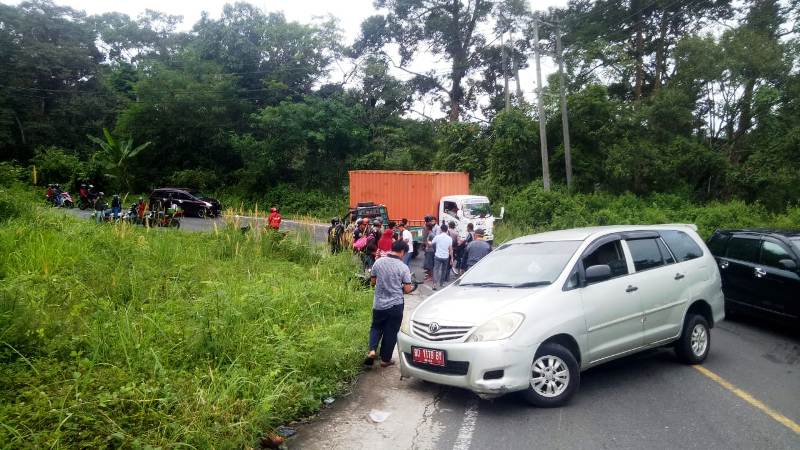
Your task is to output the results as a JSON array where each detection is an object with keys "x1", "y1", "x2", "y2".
[{"x1": 0, "y1": 186, "x2": 371, "y2": 449}]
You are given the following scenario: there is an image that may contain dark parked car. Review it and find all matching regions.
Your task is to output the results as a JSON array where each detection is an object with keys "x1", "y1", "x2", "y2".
[
  {"x1": 149, "y1": 188, "x2": 221, "y2": 218},
  {"x1": 707, "y1": 229, "x2": 800, "y2": 322}
]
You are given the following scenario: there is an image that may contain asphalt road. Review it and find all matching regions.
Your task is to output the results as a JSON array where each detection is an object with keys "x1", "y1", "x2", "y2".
[{"x1": 62, "y1": 208, "x2": 800, "y2": 449}]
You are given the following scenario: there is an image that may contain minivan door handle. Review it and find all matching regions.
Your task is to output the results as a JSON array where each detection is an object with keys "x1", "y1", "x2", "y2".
[
  {"x1": 754, "y1": 267, "x2": 766, "y2": 278},
  {"x1": 674, "y1": 273, "x2": 685, "y2": 280},
  {"x1": 626, "y1": 285, "x2": 638, "y2": 293}
]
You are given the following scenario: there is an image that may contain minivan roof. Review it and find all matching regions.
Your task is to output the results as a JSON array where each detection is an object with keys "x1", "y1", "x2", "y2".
[
  {"x1": 714, "y1": 229, "x2": 800, "y2": 239},
  {"x1": 506, "y1": 224, "x2": 698, "y2": 244}
]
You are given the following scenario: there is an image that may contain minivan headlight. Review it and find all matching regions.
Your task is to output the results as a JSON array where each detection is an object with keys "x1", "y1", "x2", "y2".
[
  {"x1": 400, "y1": 314, "x2": 411, "y2": 335},
  {"x1": 466, "y1": 313, "x2": 525, "y2": 342}
]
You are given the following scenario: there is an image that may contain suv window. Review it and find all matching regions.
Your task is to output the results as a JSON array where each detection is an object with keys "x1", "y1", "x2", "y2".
[
  {"x1": 760, "y1": 241, "x2": 793, "y2": 268},
  {"x1": 726, "y1": 237, "x2": 760, "y2": 263},
  {"x1": 582, "y1": 240, "x2": 628, "y2": 279},
  {"x1": 661, "y1": 230, "x2": 703, "y2": 262},
  {"x1": 707, "y1": 233, "x2": 730, "y2": 256},
  {"x1": 627, "y1": 238, "x2": 667, "y2": 271}
]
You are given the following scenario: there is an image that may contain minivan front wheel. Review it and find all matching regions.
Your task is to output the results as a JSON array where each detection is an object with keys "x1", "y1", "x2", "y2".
[
  {"x1": 522, "y1": 342, "x2": 579, "y2": 407},
  {"x1": 675, "y1": 314, "x2": 710, "y2": 364}
]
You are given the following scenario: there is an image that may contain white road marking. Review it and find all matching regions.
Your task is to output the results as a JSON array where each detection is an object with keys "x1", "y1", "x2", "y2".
[{"x1": 452, "y1": 398, "x2": 479, "y2": 450}]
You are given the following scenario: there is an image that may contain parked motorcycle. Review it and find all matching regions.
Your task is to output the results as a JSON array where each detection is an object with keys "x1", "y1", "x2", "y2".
[
  {"x1": 45, "y1": 190, "x2": 74, "y2": 208},
  {"x1": 60, "y1": 191, "x2": 74, "y2": 208}
]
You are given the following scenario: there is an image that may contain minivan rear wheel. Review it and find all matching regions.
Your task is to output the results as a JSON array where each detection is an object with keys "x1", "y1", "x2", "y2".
[
  {"x1": 522, "y1": 342, "x2": 579, "y2": 407},
  {"x1": 675, "y1": 314, "x2": 710, "y2": 364}
]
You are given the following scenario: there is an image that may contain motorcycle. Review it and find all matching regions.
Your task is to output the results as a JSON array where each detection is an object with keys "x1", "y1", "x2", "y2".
[
  {"x1": 60, "y1": 191, "x2": 74, "y2": 208},
  {"x1": 45, "y1": 191, "x2": 74, "y2": 208}
]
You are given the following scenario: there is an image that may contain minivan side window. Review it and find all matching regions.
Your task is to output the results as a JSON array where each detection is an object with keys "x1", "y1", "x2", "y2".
[
  {"x1": 582, "y1": 240, "x2": 629, "y2": 280},
  {"x1": 725, "y1": 237, "x2": 760, "y2": 263},
  {"x1": 627, "y1": 238, "x2": 667, "y2": 271},
  {"x1": 707, "y1": 233, "x2": 730, "y2": 256},
  {"x1": 660, "y1": 230, "x2": 703, "y2": 262},
  {"x1": 760, "y1": 241, "x2": 793, "y2": 268}
]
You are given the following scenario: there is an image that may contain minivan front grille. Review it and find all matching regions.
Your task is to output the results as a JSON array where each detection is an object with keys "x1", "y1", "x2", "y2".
[{"x1": 412, "y1": 320, "x2": 473, "y2": 341}]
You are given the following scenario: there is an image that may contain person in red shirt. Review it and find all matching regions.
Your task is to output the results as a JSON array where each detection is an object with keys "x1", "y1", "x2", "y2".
[{"x1": 268, "y1": 207, "x2": 282, "y2": 230}]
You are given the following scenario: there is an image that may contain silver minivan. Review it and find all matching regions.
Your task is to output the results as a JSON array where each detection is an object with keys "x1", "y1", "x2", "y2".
[{"x1": 398, "y1": 225, "x2": 724, "y2": 406}]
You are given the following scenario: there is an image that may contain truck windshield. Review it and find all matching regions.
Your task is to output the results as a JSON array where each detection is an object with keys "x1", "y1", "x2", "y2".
[
  {"x1": 463, "y1": 201, "x2": 491, "y2": 218},
  {"x1": 459, "y1": 241, "x2": 581, "y2": 287}
]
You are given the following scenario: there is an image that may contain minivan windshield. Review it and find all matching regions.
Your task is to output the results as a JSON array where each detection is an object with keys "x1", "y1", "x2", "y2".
[
  {"x1": 463, "y1": 201, "x2": 491, "y2": 218},
  {"x1": 459, "y1": 241, "x2": 581, "y2": 288}
]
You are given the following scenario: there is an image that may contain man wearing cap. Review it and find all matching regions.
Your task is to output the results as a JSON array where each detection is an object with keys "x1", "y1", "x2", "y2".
[{"x1": 463, "y1": 229, "x2": 492, "y2": 271}]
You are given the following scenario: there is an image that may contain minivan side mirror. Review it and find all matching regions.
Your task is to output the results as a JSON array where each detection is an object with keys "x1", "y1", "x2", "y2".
[
  {"x1": 778, "y1": 259, "x2": 797, "y2": 271},
  {"x1": 585, "y1": 264, "x2": 613, "y2": 283}
]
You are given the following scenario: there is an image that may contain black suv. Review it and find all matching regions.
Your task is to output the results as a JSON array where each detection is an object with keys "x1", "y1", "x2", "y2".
[
  {"x1": 149, "y1": 188, "x2": 221, "y2": 218},
  {"x1": 707, "y1": 229, "x2": 800, "y2": 322}
]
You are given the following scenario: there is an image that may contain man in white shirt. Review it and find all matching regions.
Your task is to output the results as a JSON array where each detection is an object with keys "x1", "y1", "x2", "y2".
[
  {"x1": 398, "y1": 220, "x2": 414, "y2": 267},
  {"x1": 431, "y1": 224, "x2": 454, "y2": 290}
]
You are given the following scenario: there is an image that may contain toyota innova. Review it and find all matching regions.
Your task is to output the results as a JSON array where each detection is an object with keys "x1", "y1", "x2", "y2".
[{"x1": 398, "y1": 225, "x2": 724, "y2": 406}]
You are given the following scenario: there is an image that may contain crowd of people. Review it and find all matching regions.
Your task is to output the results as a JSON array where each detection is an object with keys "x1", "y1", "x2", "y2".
[
  {"x1": 328, "y1": 214, "x2": 492, "y2": 290},
  {"x1": 361, "y1": 218, "x2": 492, "y2": 368}
]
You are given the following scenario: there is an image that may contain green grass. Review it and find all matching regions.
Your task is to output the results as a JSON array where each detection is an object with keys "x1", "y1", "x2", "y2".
[{"x1": 0, "y1": 186, "x2": 371, "y2": 449}]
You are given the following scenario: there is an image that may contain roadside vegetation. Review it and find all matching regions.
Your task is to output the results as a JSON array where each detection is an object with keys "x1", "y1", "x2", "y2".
[
  {"x1": 493, "y1": 183, "x2": 800, "y2": 243},
  {"x1": 0, "y1": 185, "x2": 371, "y2": 449}
]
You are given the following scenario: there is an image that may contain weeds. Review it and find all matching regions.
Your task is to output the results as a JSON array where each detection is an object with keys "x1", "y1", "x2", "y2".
[{"x1": 0, "y1": 187, "x2": 371, "y2": 449}]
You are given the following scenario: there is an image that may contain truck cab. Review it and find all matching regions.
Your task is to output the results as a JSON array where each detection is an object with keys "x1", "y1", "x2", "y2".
[{"x1": 438, "y1": 195, "x2": 498, "y2": 242}]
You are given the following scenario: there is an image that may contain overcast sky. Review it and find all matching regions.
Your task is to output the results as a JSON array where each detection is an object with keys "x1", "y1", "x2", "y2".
[{"x1": 2, "y1": 0, "x2": 570, "y2": 118}]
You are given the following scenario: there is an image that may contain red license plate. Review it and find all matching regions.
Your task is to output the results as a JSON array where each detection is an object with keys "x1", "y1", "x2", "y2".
[{"x1": 412, "y1": 347, "x2": 446, "y2": 367}]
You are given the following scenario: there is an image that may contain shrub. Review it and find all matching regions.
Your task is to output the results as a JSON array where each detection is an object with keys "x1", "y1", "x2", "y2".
[
  {"x1": 31, "y1": 146, "x2": 84, "y2": 187},
  {"x1": 495, "y1": 181, "x2": 796, "y2": 241}
]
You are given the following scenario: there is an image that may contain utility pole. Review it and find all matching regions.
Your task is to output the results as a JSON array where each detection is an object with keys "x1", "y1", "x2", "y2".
[
  {"x1": 533, "y1": 17, "x2": 550, "y2": 191},
  {"x1": 555, "y1": 21, "x2": 573, "y2": 189},
  {"x1": 501, "y1": 32, "x2": 510, "y2": 112}
]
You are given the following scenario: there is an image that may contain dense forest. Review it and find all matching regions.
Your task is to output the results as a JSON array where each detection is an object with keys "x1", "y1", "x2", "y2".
[{"x1": 1, "y1": 0, "x2": 798, "y2": 212}]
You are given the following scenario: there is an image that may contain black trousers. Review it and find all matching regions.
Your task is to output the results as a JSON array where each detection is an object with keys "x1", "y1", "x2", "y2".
[{"x1": 369, "y1": 303, "x2": 404, "y2": 362}]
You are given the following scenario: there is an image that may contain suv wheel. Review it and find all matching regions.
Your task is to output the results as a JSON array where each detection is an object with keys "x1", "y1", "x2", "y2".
[
  {"x1": 675, "y1": 314, "x2": 710, "y2": 364},
  {"x1": 197, "y1": 208, "x2": 207, "y2": 219},
  {"x1": 522, "y1": 342, "x2": 579, "y2": 407}
]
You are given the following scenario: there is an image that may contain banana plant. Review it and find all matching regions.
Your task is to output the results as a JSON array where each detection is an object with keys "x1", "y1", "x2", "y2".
[{"x1": 87, "y1": 128, "x2": 151, "y2": 192}]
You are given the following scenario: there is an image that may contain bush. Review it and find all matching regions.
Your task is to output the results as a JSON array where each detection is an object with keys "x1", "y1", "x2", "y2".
[
  {"x1": 169, "y1": 169, "x2": 221, "y2": 192},
  {"x1": 0, "y1": 194, "x2": 371, "y2": 448},
  {"x1": 496, "y1": 182, "x2": 796, "y2": 241},
  {"x1": 31, "y1": 146, "x2": 85, "y2": 187},
  {"x1": 0, "y1": 162, "x2": 28, "y2": 186},
  {"x1": 219, "y1": 184, "x2": 348, "y2": 220}
]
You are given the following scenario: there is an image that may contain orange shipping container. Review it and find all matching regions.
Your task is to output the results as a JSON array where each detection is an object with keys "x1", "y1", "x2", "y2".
[{"x1": 349, "y1": 170, "x2": 470, "y2": 224}]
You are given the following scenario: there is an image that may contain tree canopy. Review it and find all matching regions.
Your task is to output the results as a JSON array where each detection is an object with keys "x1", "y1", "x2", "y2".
[{"x1": 0, "y1": 0, "x2": 797, "y2": 209}]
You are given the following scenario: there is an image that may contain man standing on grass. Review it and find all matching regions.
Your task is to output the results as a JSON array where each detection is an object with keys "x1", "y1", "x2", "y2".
[
  {"x1": 268, "y1": 207, "x2": 282, "y2": 230},
  {"x1": 365, "y1": 240, "x2": 413, "y2": 368},
  {"x1": 432, "y1": 224, "x2": 453, "y2": 290}
]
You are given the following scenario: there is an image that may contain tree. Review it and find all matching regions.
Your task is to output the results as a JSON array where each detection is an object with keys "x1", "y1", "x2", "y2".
[
  {"x1": 192, "y1": 4, "x2": 341, "y2": 107},
  {"x1": 358, "y1": 0, "x2": 497, "y2": 121},
  {"x1": 87, "y1": 128, "x2": 151, "y2": 192},
  {"x1": 114, "y1": 57, "x2": 244, "y2": 188},
  {"x1": 487, "y1": 109, "x2": 539, "y2": 186},
  {"x1": 561, "y1": 0, "x2": 732, "y2": 102},
  {"x1": 0, "y1": 0, "x2": 117, "y2": 160}
]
